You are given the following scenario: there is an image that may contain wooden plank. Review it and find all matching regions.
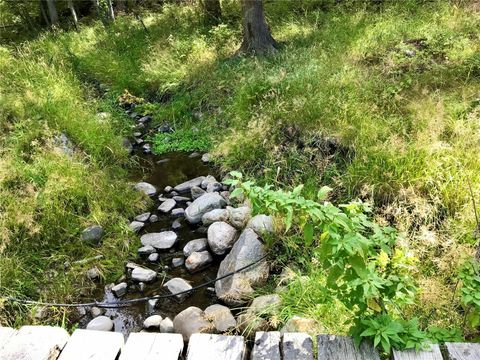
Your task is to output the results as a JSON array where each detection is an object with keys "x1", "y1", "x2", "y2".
[
  {"x1": 119, "y1": 332, "x2": 183, "y2": 360},
  {"x1": 252, "y1": 331, "x2": 281, "y2": 360},
  {"x1": 186, "y1": 333, "x2": 245, "y2": 360},
  {"x1": 0, "y1": 325, "x2": 69, "y2": 360},
  {"x1": 317, "y1": 334, "x2": 380, "y2": 360},
  {"x1": 445, "y1": 342, "x2": 480, "y2": 360},
  {"x1": 392, "y1": 345, "x2": 443, "y2": 360},
  {"x1": 58, "y1": 329, "x2": 124, "y2": 360},
  {"x1": 282, "y1": 332, "x2": 313, "y2": 360},
  {"x1": 0, "y1": 327, "x2": 17, "y2": 351}
]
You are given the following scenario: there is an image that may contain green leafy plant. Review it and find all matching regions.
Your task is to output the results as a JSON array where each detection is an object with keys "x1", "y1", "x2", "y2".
[
  {"x1": 152, "y1": 127, "x2": 212, "y2": 154},
  {"x1": 458, "y1": 259, "x2": 480, "y2": 329},
  {"x1": 226, "y1": 171, "x2": 429, "y2": 353}
]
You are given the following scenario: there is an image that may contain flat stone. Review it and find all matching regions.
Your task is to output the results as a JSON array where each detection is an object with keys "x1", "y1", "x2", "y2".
[
  {"x1": 171, "y1": 208, "x2": 185, "y2": 218},
  {"x1": 163, "y1": 277, "x2": 193, "y2": 302},
  {"x1": 143, "y1": 315, "x2": 163, "y2": 329},
  {"x1": 173, "y1": 195, "x2": 190, "y2": 202},
  {"x1": 445, "y1": 342, "x2": 480, "y2": 360},
  {"x1": 129, "y1": 221, "x2": 144, "y2": 233},
  {"x1": 158, "y1": 199, "x2": 176, "y2": 213},
  {"x1": 81, "y1": 225, "x2": 104, "y2": 243},
  {"x1": 247, "y1": 214, "x2": 274, "y2": 235},
  {"x1": 59, "y1": 329, "x2": 123, "y2": 360},
  {"x1": 183, "y1": 238, "x2": 208, "y2": 257},
  {"x1": 172, "y1": 219, "x2": 182, "y2": 229},
  {"x1": 282, "y1": 333, "x2": 313, "y2": 360},
  {"x1": 131, "y1": 267, "x2": 157, "y2": 282},
  {"x1": 134, "y1": 182, "x2": 157, "y2": 196},
  {"x1": 173, "y1": 307, "x2": 212, "y2": 342},
  {"x1": 207, "y1": 221, "x2": 239, "y2": 255},
  {"x1": 185, "y1": 193, "x2": 227, "y2": 224},
  {"x1": 185, "y1": 251, "x2": 213, "y2": 273},
  {"x1": 172, "y1": 257, "x2": 185, "y2": 268},
  {"x1": 141, "y1": 231, "x2": 178, "y2": 250},
  {"x1": 174, "y1": 176, "x2": 206, "y2": 193},
  {"x1": 112, "y1": 282, "x2": 127, "y2": 297},
  {"x1": 252, "y1": 332, "x2": 281, "y2": 360},
  {"x1": 204, "y1": 304, "x2": 236, "y2": 332},
  {"x1": 186, "y1": 334, "x2": 245, "y2": 360},
  {"x1": 135, "y1": 212, "x2": 151, "y2": 222},
  {"x1": 0, "y1": 326, "x2": 69, "y2": 360},
  {"x1": 138, "y1": 245, "x2": 155, "y2": 256},
  {"x1": 191, "y1": 186, "x2": 206, "y2": 200},
  {"x1": 160, "y1": 317, "x2": 174, "y2": 333},
  {"x1": 148, "y1": 253, "x2": 159, "y2": 262},
  {"x1": 202, "y1": 209, "x2": 229, "y2": 226},
  {"x1": 119, "y1": 333, "x2": 183, "y2": 360},
  {"x1": 86, "y1": 316, "x2": 114, "y2": 331},
  {"x1": 215, "y1": 229, "x2": 269, "y2": 305},
  {"x1": 317, "y1": 335, "x2": 380, "y2": 360}
]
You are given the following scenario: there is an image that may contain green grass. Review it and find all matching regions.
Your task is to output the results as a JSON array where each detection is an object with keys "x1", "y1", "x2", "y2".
[
  {"x1": 0, "y1": 0, "x2": 479, "y2": 339},
  {"x1": 152, "y1": 127, "x2": 212, "y2": 154}
]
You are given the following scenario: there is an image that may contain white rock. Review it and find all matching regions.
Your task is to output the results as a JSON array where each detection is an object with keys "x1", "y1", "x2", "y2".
[
  {"x1": 135, "y1": 182, "x2": 157, "y2": 196},
  {"x1": 163, "y1": 278, "x2": 193, "y2": 302},
  {"x1": 183, "y1": 238, "x2": 208, "y2": 257},
  {"x1": 247, "y1": 214, "x2": 274, "y2": 235},
  {"x1": 141, "y1": 231, "x2": 178, "y2": 250},
  {"x1": 143, "y1": 315, "x2": 163, "y2": 329},
  {"x1": 158, "y1": 198, "x2": 176, "y2": 213},
  {"x1": 202, "y1": 209, "x2": 229, "y2": 226},
  {"x1": 131, "y1": 267, "x2": 157, "y2": 282},
  {"x1": 207, "y1": 222, "x2": 239, "y2": 255},
  {"x1": 86, "y1": 316, "x2": 113, "y2": 331}
]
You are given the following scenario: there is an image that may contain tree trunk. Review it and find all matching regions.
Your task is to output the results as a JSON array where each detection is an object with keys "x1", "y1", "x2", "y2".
[
  {"x1": 39, "y1": 1, "x2": 51, "y2": 27},
  {"x1": 45, "y1": 0, "x2": 58, "y2": 25},
  {"x1": 238, "y1": 0, "x2": 277, "y2": 55},
  {"x1": 201, "y1": 0, "x2": 221, "y2": 25},
  {"x1": 68, "y1": 0, "x2": 79, "y2": 30},
  {"x1": 106, "y1": 0, "x2": 115, "y2": 22}
]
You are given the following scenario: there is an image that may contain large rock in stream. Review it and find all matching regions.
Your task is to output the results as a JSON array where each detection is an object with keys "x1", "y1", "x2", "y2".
[
  {"x1": 215, "y1": 229, "x2": 269, "y2": 305},
  {"x1": 174, "y1": 176, "x2": 205, "y2": 193},
  {"x1": 140, "y1": 231, "x2": 178, "y2": 250},
  {"x1": 185, "y1": 193, "x2": 227, "y2": 224},
  {"x1": 173, "y1": 307, "x2": 213, "y2": 342}
]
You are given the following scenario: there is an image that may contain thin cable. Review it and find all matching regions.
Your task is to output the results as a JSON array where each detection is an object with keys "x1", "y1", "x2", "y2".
[{"x1": 3, "y1": 253, "x2": 269, "y2": 309}]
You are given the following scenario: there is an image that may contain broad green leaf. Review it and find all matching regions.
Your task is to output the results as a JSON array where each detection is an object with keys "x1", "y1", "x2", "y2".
[
  {"x1": 304, "y1": 222, "x2": 314, "y2": 246},
  {"x1": 230, "y1": 187, "x2": 244, "y2": 199},
  {"x1": 317, "y1": 186, "x2": 332, "y2": 201}
]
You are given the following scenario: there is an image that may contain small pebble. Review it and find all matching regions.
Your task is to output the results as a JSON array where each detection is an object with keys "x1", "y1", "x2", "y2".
[
  {"x1": 148, "y1": 253, "x2": 159, "y2": 262},
  {"x1": 149, "y1": 214, "x2": 159, "y2": 222}
]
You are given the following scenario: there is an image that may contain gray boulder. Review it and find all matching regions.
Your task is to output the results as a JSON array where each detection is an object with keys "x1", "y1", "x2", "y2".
[
  {"x1": 247, "y1": 214, "x2": 274, "y2": 235},
  {"x1": 134, "y1": 182, "x2": 157, "y2": 196},
  {"x1": 227, "y1": 206, "x2": 251, "y2": 229},
  {"x1": 201, "y1": 175, "x2": 217, "y2": 189},
  {"x1": 141, "y1": 231, "x2": 178, "y2": 250},
  {"x1": 138, "y1": 245, "x2": 155, "y2": 256},
  {"x1": 163, "y1": 278, "x2": 193, "y2": 302},
  {"x1": 191, "y1": 186, "x2": 206, "y2": 200},
  {"x1": 204, "y1": 304, "x2": 236, "y2": 332},
  {"x1": 131, "y1": 267, "x2": 157, "y2": 282},
  {"x1": 171, "y1": 208, "x2": 185, "y2": 218},
  {"x1": 158, "y1": 198, "x2": 176, "y2": 213},
  {"x1": 81, "y1": 225, "x2": 104, "y2": 243},
  {"x1": 173, "y1": 307, "x2": 212, "y2": 341},
  {"x1": 202, "y1": 209, "x2": 229, "y2": 226},
  {"x1": 129, "y1": 221, "x2": 144, "y2": 233},
  {"x1": 135, "y1": 212, "x2": 151, "y2": 222},
  {"x1": 183, "y1": 238, "x2": 208, "y2": 257},
  {"x1": 185, "y1": 193, "x2": 227, "y2": 224},
  {"x1": 185, "y1": 251, "x2": 213, "y2": 273},
  {"x1": 143, "y1": 315, "x2": 163, "y2": 329},
  {"x1": 174, "y1": 176, "x2": 205, "y2": 193},
  {"x1": 112, "y1": 282, "x2": 128, "y2": 297},
  {"x1": 160, "y1": 317, "x2": 174, "y2": 333},
  {"x1": 215, "y1": 229, "x2": 269, "y2": 305},
  {"x1": 172, "y1": 257, "x2": 185, "y2": 268},
  {"x1": 206, "y1": 182, "x2": 223, "y2": 193},
  {"x1": 207, "y1": 222, "x2": 239, "y2": 255},
  {"x1": 86, "y1": 316, "x2": 113, "y2": 331},
  {"x1": 148, "y1": 253, "x2": 159, "y2": 262}
]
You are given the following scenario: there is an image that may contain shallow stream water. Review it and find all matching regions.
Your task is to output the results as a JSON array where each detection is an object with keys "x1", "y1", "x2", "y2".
[{"x1": 79, "y1": 151, "x2": 222, "y2": 336}]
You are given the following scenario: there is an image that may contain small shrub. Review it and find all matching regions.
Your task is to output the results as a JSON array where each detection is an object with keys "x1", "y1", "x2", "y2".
[{"x1": 152, "y1": 127, "x2": 212, "y2": 154}]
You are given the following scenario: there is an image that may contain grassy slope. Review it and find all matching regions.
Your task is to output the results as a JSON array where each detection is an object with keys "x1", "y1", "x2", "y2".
[
  {"x1": 0, "y1": 38, "x2": 146, "y2": 326},
  {"x1": 1, "y1": 0, "x2": 479, "y2": 337}
]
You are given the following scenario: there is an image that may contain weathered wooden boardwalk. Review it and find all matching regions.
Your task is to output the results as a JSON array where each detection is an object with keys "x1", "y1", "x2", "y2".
[{"x1": 0, "y1": 326, "x2": 479, "y2": 359}]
